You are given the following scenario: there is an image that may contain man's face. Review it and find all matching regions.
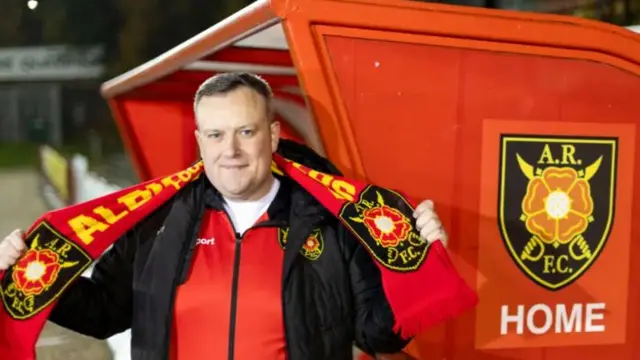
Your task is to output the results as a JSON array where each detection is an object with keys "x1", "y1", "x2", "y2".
[{"x1": 194, "y1": 86, "x2": 280, "y2": 201}]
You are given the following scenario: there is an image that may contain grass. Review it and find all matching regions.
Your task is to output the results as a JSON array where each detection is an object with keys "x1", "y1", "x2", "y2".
[
  {"x1": 0, "y1": 142, "x2": 42, "y2": 169},
  {"x1": 0, "y1": 141, "x2": 98, "y2": 170}
]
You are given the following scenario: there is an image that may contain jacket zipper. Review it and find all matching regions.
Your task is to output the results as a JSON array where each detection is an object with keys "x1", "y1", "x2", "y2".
[
  {"x1": 226, "y1": 215, "x2": 283, "y2": 360},
  {"x1": 227, "y1": 231, "x2": 242, "y2": 360}
]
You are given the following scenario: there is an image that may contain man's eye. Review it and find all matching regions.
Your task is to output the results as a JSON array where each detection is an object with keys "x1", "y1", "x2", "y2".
[
  {"x1": 240, "y1": 129, "x2": 253, "y2": 136},
  {"x1": 206, "y1": 133, "x2": 221, "y2": 139}
]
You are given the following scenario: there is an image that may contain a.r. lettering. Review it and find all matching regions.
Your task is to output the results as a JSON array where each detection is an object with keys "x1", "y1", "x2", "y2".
[
  {"x1": 537, "y1": 143, "x2": 582, "y2": 165},
  {"x1": 43, "y1": 236, "x2": 73, "y2": 259}
]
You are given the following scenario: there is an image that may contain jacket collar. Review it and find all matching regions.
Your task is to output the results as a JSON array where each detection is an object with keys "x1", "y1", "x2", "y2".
[{"x1": 201, "y1": 174, "x2": 329, "y2": 226}]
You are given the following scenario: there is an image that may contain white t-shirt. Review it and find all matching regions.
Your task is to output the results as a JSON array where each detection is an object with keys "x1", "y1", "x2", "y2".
[{"x1": 222, "y1": 178, "x2": 280, "y2": 235}]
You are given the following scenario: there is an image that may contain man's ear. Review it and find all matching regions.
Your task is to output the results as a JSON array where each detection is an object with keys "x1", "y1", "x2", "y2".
[{"x1": 270, "y1": 120, "x2": 281, "y2": 153}]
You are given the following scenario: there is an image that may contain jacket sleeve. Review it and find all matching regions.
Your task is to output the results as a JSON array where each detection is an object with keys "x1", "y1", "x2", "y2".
[
  {"x1": 343, "y1": 226, "x2": 412, "y2": 355},
  {"x1": 48, "y1": 226, "x2": 141, "y2": 340}
]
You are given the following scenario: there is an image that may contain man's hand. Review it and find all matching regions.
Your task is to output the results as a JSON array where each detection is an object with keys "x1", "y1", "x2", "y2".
[
  {"x1": 0, "y1": 229, "x2": 26, "y2": 270},
  {"x1": 413, "y1": 200, "x2": 447, "y2": 247}
]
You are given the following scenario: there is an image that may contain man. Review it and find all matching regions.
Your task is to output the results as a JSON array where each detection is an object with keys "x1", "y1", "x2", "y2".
[{"x1": 0, "y1": 73, "x2": 446, "y2": 360}]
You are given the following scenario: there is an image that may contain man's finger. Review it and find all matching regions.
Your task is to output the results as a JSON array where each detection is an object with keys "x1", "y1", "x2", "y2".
[
  {"x1": 415, "y1": 215, "x2": 438, "y2": 233},
  {"x1": 7, "y1": 232, "x2": 26, "y2": 252},
  {"x1": 8, "y1": 229, "x2": 24, "y2": 240},
  {"x1": 413, "y1": 200, "x2": 434, "y2": 218},
  {"x1": 419, "y1": 223, "x2": 441, "y2": 241},
  {"x1": 5, "y1": 250, "x2": 21, "y2": 263},
  {"x1": 420, "y1": 227, "x2": 447, "y2": 245},
  {"x1": 9, "y1": 229, "x2": 23, "y2": 237}
]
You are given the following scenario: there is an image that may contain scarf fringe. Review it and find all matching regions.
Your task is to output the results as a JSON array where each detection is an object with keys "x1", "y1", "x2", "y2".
[
  {"x1": 392, "y1": 279, "x2": 479, "y2": 339},
  {"x1": 386, "y1": 242, "x2": 479, "y2": 339}
]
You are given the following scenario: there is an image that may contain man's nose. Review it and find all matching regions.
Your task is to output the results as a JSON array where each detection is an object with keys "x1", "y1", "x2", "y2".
[{"x1": 222, "y1": 134, "x2": 240, "y2": 156}]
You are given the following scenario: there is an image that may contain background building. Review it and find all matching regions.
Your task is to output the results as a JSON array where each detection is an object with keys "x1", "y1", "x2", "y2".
[{"x1": 0, "y1": 45, "x2": 107, "y2": 147}]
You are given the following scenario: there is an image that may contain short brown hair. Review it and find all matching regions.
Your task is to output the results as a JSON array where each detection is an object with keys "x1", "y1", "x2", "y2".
[{"x1": 193, "y1": 72, "x2": 274, "y2": 121}]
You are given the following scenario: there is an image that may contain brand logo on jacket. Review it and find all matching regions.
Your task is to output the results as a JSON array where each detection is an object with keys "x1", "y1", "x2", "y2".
[{"x1": 196, "y1": 238, "x2": 215, "y2": 246}]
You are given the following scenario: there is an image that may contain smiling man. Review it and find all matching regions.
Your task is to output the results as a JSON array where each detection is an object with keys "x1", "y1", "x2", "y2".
[{"x1": 0, "y1": 72, "x2": 450, "y2": 360}]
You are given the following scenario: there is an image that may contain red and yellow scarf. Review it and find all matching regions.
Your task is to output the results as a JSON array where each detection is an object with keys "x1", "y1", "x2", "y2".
[{"x1": 0, "y1": 154, "x2": 478, "y2": 359}]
